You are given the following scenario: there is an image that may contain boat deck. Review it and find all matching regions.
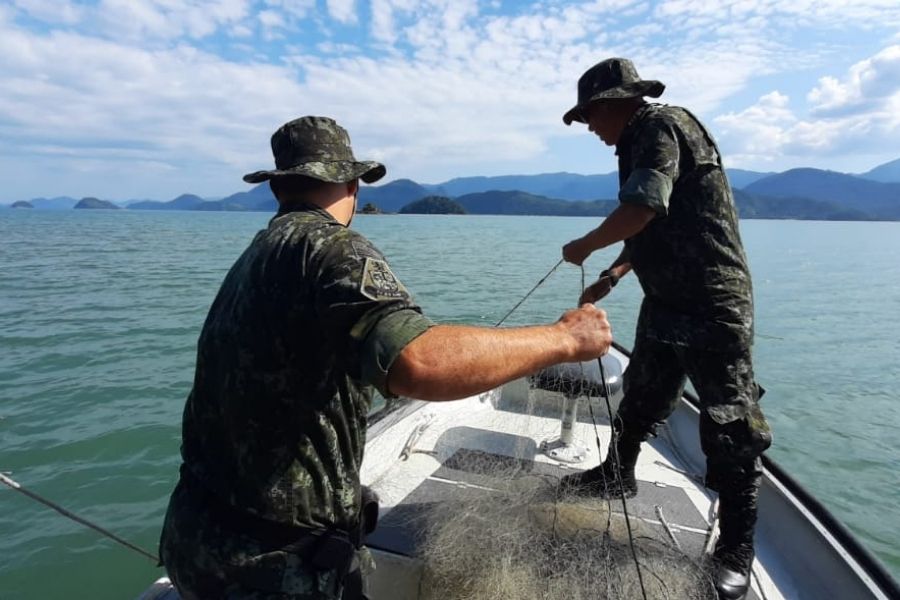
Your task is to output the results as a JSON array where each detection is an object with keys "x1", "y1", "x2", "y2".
[
  {"x1": 360, "y1": 377, "x2": 774, "y2": 599},
  {"x1": 369, "y1": 429, "x2": 715, "y2": 561}
]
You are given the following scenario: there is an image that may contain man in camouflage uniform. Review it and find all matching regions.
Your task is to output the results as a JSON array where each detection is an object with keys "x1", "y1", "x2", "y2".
[
  {"x1": 558, "y1": 59, "x2": 772, "y2": 600},
  {"x1": 159, "y1": 116, "x2": 612, "y2": 599}
]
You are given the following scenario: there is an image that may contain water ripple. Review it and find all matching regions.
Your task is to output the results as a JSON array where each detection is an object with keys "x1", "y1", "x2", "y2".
[{"x1": 2, "y1": 211, "x2": 899, "y2": 596}]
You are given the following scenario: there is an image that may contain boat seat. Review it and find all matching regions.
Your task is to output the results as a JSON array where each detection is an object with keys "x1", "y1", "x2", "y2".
[{"x1": 530, "y1": 354, "x2": 624, "y2": 400}]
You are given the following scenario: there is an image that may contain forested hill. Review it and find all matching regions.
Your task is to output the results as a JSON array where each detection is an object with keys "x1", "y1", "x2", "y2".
[
  {"x1": 743, "y1": 168, "x2": 900, "y2": 220},
  {"x1": 7, "y1": 159, "x2": 900, "y2": 220}
]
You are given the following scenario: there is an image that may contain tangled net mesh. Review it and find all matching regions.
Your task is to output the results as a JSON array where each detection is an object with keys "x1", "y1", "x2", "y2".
[{"x1": 404, "y1": 374, "x2": 717, "y2": 600}]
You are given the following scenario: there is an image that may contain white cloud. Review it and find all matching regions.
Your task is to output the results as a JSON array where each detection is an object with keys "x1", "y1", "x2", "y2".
[
  {"x1": 291, "y1": 54, "x2": 556, "y2": 175},
  {"x1": 582, "y1": 0, "x2": 642, "y2": 15},
  {"x1": 317, "y1": 41, "x2": 362, "y2": 55},
  {"x1": 655, "y1": 0, "x2": 900, "y2": 30},
  {"x1": 370, "y1": 0, "x2": 422, "y2": 44},
  {"x1": 75, "y1": 0, "x2": 253, "y2": 42},
  {"x1": 264, "y1": 0, "x2": 316, "y2": 20},
  {"x1": 13, "y1": 0, "x2": 83, "y2": 25},
  {"x1": 714, "y1": 91, "x2": 797, "y2": 163},
  {"x1": 640, "y1": 42, "x2": 780, "y2": 114},
  {"x1": 0, "y1": 23, "x2": 305, "y2": 199},
  {"x1": 808, "y1": 76, "x2": 853, "y2": 113},
  {"x1": 808, "y1": 45, "x2": 900, "y2": 116},
  {"x1": 258, "y1": 8, "x2": 286, "y2": 29},
  {"x1": 96, "y1": 0, "x2": 168, "y2": 39},
  {"x1": 3, "y1": 1, "x2": 900, "y2": 201},
  {"x1": 714, "y1": 47, "x2": 900, "y2": 169},
  {"x1": 230, "y1": 23, "x2": 254, "y2": 37},
  {"x1": 327, "y1": 0, "x2": 358, "y2": 24}
]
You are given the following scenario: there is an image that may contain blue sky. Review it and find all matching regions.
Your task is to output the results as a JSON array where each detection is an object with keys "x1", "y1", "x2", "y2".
[{"x1": 1, "y1": 0, "x2": 899, "y2": 203}]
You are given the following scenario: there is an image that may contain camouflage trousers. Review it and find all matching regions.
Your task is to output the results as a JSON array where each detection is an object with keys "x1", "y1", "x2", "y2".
[
  {"x1": 617, "y1": 335, "x2": 773, "y2": 490},
  {"x1": 159, "y1": 480, "x2": 372, "y2": 599}
]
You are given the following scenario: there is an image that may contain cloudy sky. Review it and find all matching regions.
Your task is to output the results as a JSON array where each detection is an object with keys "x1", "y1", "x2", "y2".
[{"x1": 2, "y1": 0, "x2": 900, "y2": 203}]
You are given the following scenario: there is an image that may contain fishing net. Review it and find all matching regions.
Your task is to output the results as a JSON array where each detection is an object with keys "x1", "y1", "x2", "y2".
[
  {"x1": 402, "y1": 264, "x2": 717, "y2": 600},
  {"x1": 413, "y1": 453, "x2": 715, "y2": 600},
  {"x1": 408, "y1": 391, "x2": 716, "y2": 599}
]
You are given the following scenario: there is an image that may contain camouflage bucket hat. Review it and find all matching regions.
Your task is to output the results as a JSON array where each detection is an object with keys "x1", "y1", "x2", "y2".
[
  {"x1": 562, "y1": 58, "x2": 665, "y2": 125},
  {"x1": 242, "y1": 116, "x2": 386, "y2": 184}
]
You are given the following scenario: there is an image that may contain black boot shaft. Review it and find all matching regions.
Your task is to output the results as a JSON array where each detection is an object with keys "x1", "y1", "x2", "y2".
[
  {"x1": 713, "y1": 468, "x2": 762, "y2": 600},
  {"x1": 717, "y1": 470, "x2": 762, "y2": 552}
]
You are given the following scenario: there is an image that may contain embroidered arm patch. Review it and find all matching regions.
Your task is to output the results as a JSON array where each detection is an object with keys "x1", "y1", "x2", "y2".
[{"x1": 360, "y1": 257, "x2": 408, "y2": 300}]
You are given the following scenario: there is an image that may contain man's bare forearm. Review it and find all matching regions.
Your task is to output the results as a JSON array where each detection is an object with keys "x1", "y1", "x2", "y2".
[
  {"x1": 387, "y1": 306, "x2": 611, "y2": 401},
  {"x1": 582, "y1": 204, "x2": 655, "y2": 253},
  {"x1": 608, "y1": 247, "x2": 632, "y2": 279}
]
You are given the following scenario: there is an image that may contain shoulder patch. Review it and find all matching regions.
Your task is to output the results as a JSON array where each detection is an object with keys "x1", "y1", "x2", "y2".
[{"x1": 360, "y1": 257, "x2": 408, "y2": 301}]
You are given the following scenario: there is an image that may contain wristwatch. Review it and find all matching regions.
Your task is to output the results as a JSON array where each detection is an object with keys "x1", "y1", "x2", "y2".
[{"x1": 599, "y1": 269, "x2": 619, "y2": 287}]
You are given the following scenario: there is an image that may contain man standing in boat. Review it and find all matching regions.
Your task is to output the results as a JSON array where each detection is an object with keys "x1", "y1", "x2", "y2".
[
  {"x1": 159, "y1": 115, "x2": 613, "y2": 599},
  {"x1": 559, "y1": 58, "x2": 772, "y2": 600}
]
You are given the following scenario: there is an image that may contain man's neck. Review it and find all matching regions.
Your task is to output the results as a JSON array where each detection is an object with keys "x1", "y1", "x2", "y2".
[
  {"x1": 321, "y1": 195, "x2": 355, "y2": 226},
  {"x1": 278, "y1": 188, "x2": 355, "y2": 226}
]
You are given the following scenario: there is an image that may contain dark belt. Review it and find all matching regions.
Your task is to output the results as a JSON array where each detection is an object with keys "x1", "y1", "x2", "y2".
[{"x1": 179, "y1": 467, "x2": 378, "y2": 599}]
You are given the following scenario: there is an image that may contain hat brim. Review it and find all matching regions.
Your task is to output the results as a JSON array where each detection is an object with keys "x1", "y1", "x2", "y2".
[
  {"x1": 242, "y1": 160, "x2": 386, "y2": 185},
  {"x1": 562, "y1": 80, "x2": 665, "y2": 125}
]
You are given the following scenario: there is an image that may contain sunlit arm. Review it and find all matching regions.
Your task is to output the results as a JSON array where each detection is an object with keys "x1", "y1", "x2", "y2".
[
  {"x1": 386, "y1": 306, "x2": 612, "y2": 401},
  {"x1": 581, "y1": 204, "x2": 656, "y2": 254},
  {"x1": 607, "y1": 246, "x2": 633, "y2": 280},
  {"x1": 562, "y1": 204, "x2": 656, "y2": 265}
]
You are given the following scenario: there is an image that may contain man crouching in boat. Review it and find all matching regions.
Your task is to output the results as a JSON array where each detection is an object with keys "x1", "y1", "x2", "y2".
[
  {"x1": 159, "y1": 116, "x2": 613, "y2": 599},
  {"x1": 558, "y1": 58, "x2": 773, "y2": 600}
]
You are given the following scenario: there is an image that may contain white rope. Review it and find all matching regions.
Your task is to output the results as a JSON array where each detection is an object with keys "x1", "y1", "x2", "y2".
[
  {"x1": 494, "y1": 258, "x2": 564, "y2": 327},
  {"x1": 0, "y1": 472, "x2": 160, "y2": 564}
]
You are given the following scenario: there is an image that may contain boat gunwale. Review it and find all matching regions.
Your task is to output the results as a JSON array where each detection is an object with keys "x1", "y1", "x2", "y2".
[{"x1": 608, "y1": 340, "x2": 900, "y2": 598}]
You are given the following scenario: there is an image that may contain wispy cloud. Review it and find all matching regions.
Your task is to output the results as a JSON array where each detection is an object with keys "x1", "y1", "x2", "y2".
[
  {"x1": 2, "y1": 0, "x2": 900, "y2": 201},
  {"x1": 264, "y1": 0, "x2": 316, "y2": 22},
  {"x1": 327, "y1": 0, "x2": 358, "y2": 24},
  {"x1": 92, "y1": 0, "x2": 251, "y2": 41},
  {"x1": 12, "y1": 0, "x2": 84, "y2": 25}
]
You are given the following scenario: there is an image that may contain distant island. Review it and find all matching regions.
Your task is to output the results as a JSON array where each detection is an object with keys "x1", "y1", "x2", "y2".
[
  {"x1": 6, "y1": 158, "x2": 900, "y2": 221},
  {"x1": 400, "y1": 196, "x2": 466, "y2": 214},
  {"x1": 74, "y1": 197, "x2": 119, "y2": 209},
  {"x1": 11, "y1": 200, "x2": 33, "y2": 208}
]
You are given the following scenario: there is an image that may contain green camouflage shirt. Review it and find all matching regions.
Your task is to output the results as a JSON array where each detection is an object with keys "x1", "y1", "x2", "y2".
[
  {"x1": 617, "y1": 103, "x2": 754, "y2": 349},
  {"x1": 179, "y1": 205, "x2": 432, "y2": 531}
]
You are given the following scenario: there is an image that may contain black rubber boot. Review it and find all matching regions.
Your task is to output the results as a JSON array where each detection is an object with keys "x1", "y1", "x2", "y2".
[
  {"x1": 713, "y1": 471, "x2": 762, "y2": 600},
  {"x1": 559, "y1": 429, "x2": 641, "y2": 498}
]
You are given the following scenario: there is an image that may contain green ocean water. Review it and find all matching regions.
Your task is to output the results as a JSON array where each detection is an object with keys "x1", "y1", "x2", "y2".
[{"x1": 1, "y1": 210, "x2": 899, "y2": 599}]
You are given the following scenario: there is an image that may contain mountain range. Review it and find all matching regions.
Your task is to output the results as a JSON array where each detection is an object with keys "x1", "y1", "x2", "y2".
[{"x1": 6, "y1": 160, "x2": 900, "y2": 221}]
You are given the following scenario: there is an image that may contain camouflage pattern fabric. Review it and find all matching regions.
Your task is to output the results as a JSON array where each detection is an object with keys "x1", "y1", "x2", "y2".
[
  {"x1": 617, "y1": 103, "x2": 754, "y2": 351},
  {"x1": 609, "y1": 102, "x2": 771, "y2": 481},
  {"x1": 617, "y1": 335, "x2": 772, "y2": 481},
  {"x1": 243, "y1": 116, "x2": 385, "y2": 184},
  {"x1": 161, "y1": 480, "x2": 356, "y2": 599},
  {"x1": 562, "y1": 57, "x2": 664, "y2": 125},
  {"x1": 160, "y1": 204, "x2": 432, "y2": 597}
]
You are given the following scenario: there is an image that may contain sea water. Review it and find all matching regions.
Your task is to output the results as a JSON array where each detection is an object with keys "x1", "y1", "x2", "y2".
[{"x1": 1, "y1": 210, "x2": 898, "y2": 599}]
